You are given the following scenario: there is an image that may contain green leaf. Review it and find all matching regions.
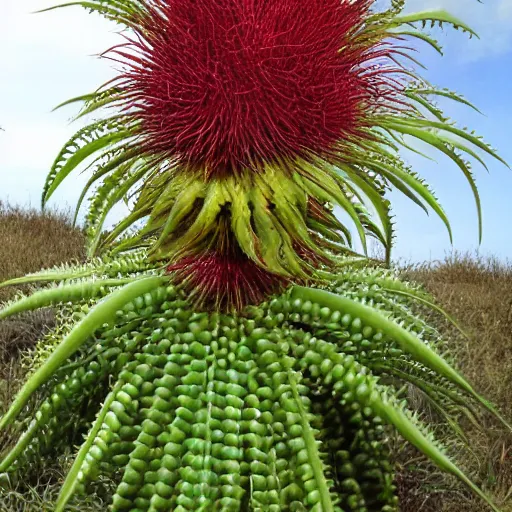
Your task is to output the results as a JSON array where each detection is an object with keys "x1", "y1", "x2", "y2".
[
  {"x1": 380, "y1": 287, "x2": 470, "y2": 340},
  {"x1": 405, "y1": 91, "x2": 448, "y2": 122},
  {"x1": 0, "y1": 276, "x2": 166, "y2": 430},
  {"x1": 392, "y1": 10, "x2": 479, "y2": 39},
  {"x1": 43, "y1": 130, "x2": 132, "y2": 207},
  {"x1": 0, "y1": 278, "x2": 135, "y2": 321},
  {"x1": 360, "y1": 157, "x2": 452, "y2": 243},
  {"x1": 288, "y1": 370, "x2": 334, "y2": 512},
  {"x1": 431, "y1": 129, "x2": 489, "y2": 172},
  {"x1": 382, "y1": 126, "x2": 439, "y2": 161},
  {"x1": 72, "y1": 147, "x2": 140, "y2": 226},
  {"x1": 52, "y1": 92, "x2": 99, "y2": 112},
  {"x1": 36, "y1": 1, "x2": 134, "y2": 25},
  {"x1": 0, "y1": 268, "x2": 94, "y2": 290},
  {"x1": 391, "y1": 117, "x2": 509, "y2": 168},
  {"x1": 302, "y1": 169, "x2": 368, "y2": 256},
  {"x1": 384, "y1": 122, "x2": 482, "y2": 242},
  {"x1": 86, "y1": 164, "x2": 152, "y2": 257},
  {"x1": 371, "y1": 395, "x2": 500, "y2": 512},
  {"x1": 387, "y1": 29, "x2": 444, "y2": 55},
  {"x1": 54, "y1": 380, "x2": 124, "y2": 512},
  {"x1": 413, "y1": 88, "x2": 484, "y2": 115},
  {"x1": 99, "y1": 207, "x2": 151, "y2": 250},
  {"x1": 75, "y1": 86, "x2": 125, "y2": 120}
]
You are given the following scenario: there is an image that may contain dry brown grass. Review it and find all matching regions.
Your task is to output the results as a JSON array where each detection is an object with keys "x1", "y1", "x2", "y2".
[
  {"x1": 0, "y1": 201, "x2": 85, "y2": 299},
  {"x1": 0, "y1": 201, "x2": 85, "y2": 367},
  {"x1": 398, "y1": 252, "x2": 512, "y2": 512}
]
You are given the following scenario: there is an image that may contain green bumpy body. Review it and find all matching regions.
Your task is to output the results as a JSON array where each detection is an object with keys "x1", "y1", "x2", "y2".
[
  {"x1": 1, "y1": 1, "x2": 509, "y2": 510},
  {"x1": 0, "y1": 257, "x2": 505, "y2": 512}
]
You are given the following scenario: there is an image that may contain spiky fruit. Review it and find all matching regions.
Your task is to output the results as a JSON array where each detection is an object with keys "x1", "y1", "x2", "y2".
[
  {"x1": 40, "y1": 0, "x2": 507, "y2": 308},
  {"x1": 1, "y1": 1, "x2": 510, "y2": 511}
]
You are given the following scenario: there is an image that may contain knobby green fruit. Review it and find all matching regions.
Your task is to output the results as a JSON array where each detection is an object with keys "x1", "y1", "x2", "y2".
[
  {"x1": 1, "y1": 0, "x2": 510, "y2": 511},
  {"x1": 0, "y1": 257, "x2": 508, "y2": 511}
]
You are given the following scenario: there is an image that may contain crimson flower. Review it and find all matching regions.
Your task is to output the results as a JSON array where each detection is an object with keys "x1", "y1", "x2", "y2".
[{"x1": 41, "y1": 0, "x2": 506, "y2": 309}]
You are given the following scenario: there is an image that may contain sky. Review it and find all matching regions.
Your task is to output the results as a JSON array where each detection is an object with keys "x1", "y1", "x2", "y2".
[{"x1": 1, "y1": 0, "x2": 511, "y2": 264}]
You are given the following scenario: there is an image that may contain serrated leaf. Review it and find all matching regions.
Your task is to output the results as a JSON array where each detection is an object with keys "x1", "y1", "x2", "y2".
[
  {"x1": 392, "y1": 10, "x2": 479, "y2": 40},
  {"x1": 37, "y1": 1, "x2": 134, "y2": 25},
  {"x1": 413, "y1": 88, "x2": 484, "y2": 115},
  {"x1": 387, "y1": 29, "x2": 444, "y2": 55},
  {"x1": 362, "y1": 156, "x2": 452, "y2": 243},
  {"x1": 43, "y1": 122, "x2": 133, "y2": 207},
  {"x1": 384, "y1": 122, "x2": 482, "y2": 242}
]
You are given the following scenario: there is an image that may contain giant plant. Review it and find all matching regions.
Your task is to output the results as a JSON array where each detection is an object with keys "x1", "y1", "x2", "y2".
[{"x1": 0, "y1": 0, "x2": 509, "y2": 511}]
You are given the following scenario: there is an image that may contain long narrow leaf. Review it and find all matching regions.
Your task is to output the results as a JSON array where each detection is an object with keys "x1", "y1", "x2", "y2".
[
  {"x1": 392, "y1": 10, "x2": 479, "y2": 39},
  {"x1": 0, "y1": 276, "x2": 165, "y2": 429},
  {"x1": 55, "y1": 380, "x2": 124, "y2": 512}
]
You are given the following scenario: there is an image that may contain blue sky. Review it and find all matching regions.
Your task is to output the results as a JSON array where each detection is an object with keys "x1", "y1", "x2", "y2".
[{"x1": 1, "y1": 0, "x2": 511, "y2": 264}]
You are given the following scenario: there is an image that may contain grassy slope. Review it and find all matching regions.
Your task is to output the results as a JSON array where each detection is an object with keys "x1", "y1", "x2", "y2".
[
  {"x1": 0, "y1": 205, "x2": 510, "y2": 511},
  {"x1": 397, "y1": 255, "x2": 512, "y2": 512},
  {"x1": 0, "y1": 203, "x2": 96, "y2": 510},
  {"x1": 0, "y1": 202, "x2": 86, "y2": 363}
]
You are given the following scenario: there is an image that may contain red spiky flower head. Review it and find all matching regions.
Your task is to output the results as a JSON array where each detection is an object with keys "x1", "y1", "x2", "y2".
[
  {"x1": 118, "y1": 0, "x2": 395, "y2": 176},
  {"x1": 43, "y1": 0, "x2": 503, "y2": 309}
]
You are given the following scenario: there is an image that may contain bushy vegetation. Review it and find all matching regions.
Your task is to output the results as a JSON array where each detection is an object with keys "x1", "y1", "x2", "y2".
[
  {"x1": 0, "y1": 206, "x2": 510, "y2": 511},
  {"x1": 396, "y1": 255, "x2": 512, "y2": 511},
  {"x1": 0, "y1": 202, "x2": 85, "y2": 297},
  {"x1": 0, "y1": 202, "x2": 85, "y2": 363}
]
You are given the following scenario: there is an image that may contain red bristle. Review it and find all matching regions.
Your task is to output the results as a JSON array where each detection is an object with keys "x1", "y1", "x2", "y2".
[
  {"x1": 167, "y1": 213, "x2": 288, "y2": 310},
  {"x1": 294, "y1": 242, "x2": 328, "y2": 267},
  {"x1": 108, "y1": 0, "x2": 407, "y2": 176},
  {"x1": 168, "y1": 252, "x2": 288, "y2": 311}
]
